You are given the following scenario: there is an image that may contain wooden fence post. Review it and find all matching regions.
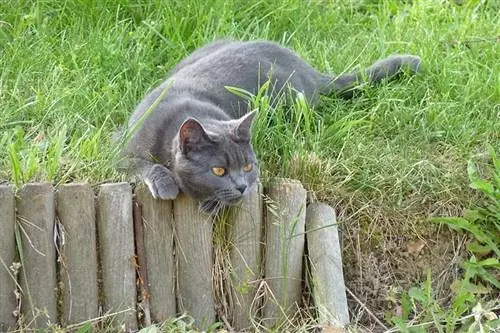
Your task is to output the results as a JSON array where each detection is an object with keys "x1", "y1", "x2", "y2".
[
  {"x1": 135, "y1": 186, "x2": 176, "y2": 323},
  {"x1": 96, "y1": 183, "x2": 137, "y2": 330},
  {"x1": 306, "y1": 202, "x2": 349, "y2": 327},
  {"x1": 56, "y1": 184, "x2": 99, "y2": 325},
  {"x1": 173, "y1": 193, "x2": 216, "y2": 329},
  {"x1": 229, "y1": 183, "x2": 263, "y2": 331},
  {"x1": 263, "y1": 178, "x2": 307, "y2": 328},
  {"x1": 0, "y1": 178, "x2": 348, "y2": 331},
  {"x1": 17, "y1": 183, "x2": 57, "y2": 328},
  {"x1": 0, "y1": 185, "x2": 17, "y2": 331}
]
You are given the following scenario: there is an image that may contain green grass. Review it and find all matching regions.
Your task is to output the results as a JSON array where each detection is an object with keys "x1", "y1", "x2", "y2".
[
  {"x1": 0, "y1": 0, "x2": 498, "y2": 185},
  {"x1": 1, "y1": 0, "x2": 499, "y2": 331}
]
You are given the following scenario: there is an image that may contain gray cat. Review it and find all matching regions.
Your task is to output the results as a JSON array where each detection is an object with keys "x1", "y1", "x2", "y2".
[{"x1": 123, "y1": 40, "x2": 420, "y2": 213}]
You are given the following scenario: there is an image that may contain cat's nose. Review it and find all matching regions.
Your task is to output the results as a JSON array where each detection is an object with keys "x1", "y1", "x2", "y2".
[{"x1": 236, "y1": 185, "x2": 247, "y2": 194}]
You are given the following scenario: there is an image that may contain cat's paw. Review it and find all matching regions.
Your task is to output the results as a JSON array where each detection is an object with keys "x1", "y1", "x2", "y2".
[{"x1": 144, "y1": 164, "x2": 179, "y2": 200}]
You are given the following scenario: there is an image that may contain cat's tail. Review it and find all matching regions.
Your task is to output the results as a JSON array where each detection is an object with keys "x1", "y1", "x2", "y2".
[{"x1": 321, "y1": 54, "x2": 421, "y2": 98}]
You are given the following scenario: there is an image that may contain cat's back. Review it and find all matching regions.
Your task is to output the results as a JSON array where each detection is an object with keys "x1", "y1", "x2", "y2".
[
  {"x1": 168, "y1": 40, "x2": 241, "y2": 74},
  {"x1": 167, "y1": 40, "x2": 322, "y2": 111},
  {"x1": 170, "y1": 40, "x2": 308, "y2": 77}
]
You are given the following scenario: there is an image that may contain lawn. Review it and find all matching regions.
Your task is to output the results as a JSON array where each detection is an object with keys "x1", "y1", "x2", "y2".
[{"x1": 0, "y1": 0, "x2": 498, "y2": 331}]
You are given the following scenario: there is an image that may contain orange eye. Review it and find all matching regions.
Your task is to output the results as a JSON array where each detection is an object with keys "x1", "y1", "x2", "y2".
[
  {"x1": 243, "y1": 163, "x2": 253, "y2": 172},
  {"x1": 212, "y1": 167, "x2": 226, "y2": 177}
]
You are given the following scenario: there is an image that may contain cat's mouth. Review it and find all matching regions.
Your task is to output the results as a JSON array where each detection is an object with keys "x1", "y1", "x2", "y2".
[
  {"x1": 226, "y1": 196, "x2": 243, "y2": 205},
  {"x1": 199, "y1": 193, "x2": 244, "y2": 214},
  {"x1": 215, "y1": 188, "x2": 245, "y2": 203}
]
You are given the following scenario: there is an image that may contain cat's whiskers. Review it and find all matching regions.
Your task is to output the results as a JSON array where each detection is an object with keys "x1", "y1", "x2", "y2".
[
  {"x1": 199, "y1": 195, "x2": 224, "y2": 215},
  {"x1": 214, "y1": 187, "x2": 241, "y2": 203}
]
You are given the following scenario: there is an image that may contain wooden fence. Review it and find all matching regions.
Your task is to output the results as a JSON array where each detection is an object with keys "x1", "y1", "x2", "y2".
[{"x1": 0, "y1": 179, "x2": 349, "y2": 332}]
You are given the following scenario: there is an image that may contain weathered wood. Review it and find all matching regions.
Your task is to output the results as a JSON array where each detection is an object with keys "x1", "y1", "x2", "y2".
[
  {"x1": 263, "y1": 178, "x2": 307, "y2": 328},
  {"x1": 173, "y1": 193, "x2": 215, "y2": 328},
  {"x1": 135, "y1": 186, "x2": 176, "y2": 323},
  {"x1": 17, "y1": 183, "x2": 57, "y2": 328},
  {"x1": 229, "y1": 183, "x2": 263, "y2": 330},
  {"x1": 56, "y1": 184, "x2": 99, "y2": 325},
  {"x1": 0, "y1": 185, "x2": 17, "y2": 331},
  {"x1": 96, "y1": 183, "x2": 137, "y2": 330},
  {"x1": 306, "y1": 203, "x2": 349, "y2": 326},
  {"x1": 133, "y1": 199, "x2": 151, "y2": 326}
]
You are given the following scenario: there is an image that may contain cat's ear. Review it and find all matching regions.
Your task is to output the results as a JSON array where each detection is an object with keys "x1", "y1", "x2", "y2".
[
  {"x1": 179, "y1": 118, "x2": 212, "y2": 153},
  {"x1": 234, "y1": 111, "x2": 257, "y2": 142}
]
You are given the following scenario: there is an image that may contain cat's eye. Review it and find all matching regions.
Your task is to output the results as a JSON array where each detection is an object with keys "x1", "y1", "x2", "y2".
[
  {"x1": 243, "y1": 163, "x2": 253, "y2": 172},
  {"x1": 212, "y1": 167, "x2": 226, "y2": 177}
]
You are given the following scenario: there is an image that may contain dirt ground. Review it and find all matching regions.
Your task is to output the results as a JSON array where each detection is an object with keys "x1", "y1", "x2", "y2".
[{"x1": 339, "y1": 207, "x2": 467, "y2": 331}]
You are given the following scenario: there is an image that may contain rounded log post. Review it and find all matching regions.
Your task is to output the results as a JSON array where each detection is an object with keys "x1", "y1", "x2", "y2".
[
  {"x1": 56, "y1": 184, "x2": 99, "y2": 325},
  {"x1": 173, "y1": 193, "x2": 216, "y2": 329},
  {"x1": 263, "y1": 178, "x2": 307, "y2": 328},
  {"x1": 17, "y1": 183, "x2": 57, "y2": 328},
  {"x1": 0, "y1": 185, "x2": 17, "y2": 331},
  {"x1": 229, "y1": 182, "x2": 263, "y2": 331},
  {"x1": 135, "y1": 186, "x2": 176, "y2": 322},
  {"x1": 96, "y1": 183, "x2": 137, "y2": 330},
  {"x1": 306, "y1": 203, "x2": 349, "y2": 327}
]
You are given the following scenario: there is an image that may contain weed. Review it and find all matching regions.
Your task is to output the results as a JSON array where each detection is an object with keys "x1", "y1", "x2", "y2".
[{"x1": 390, "y1": 145, "x2": 499, "y2": 332}]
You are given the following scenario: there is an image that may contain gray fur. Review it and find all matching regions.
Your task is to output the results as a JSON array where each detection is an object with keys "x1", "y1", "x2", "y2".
[{"x1": 123, "y1": 40, "x2": 420, "y2": 213}]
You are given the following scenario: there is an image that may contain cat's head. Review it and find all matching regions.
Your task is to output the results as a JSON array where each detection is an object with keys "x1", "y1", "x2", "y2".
[{"x1": 173, "y1": 111, "x2": 258, "y2": 212}]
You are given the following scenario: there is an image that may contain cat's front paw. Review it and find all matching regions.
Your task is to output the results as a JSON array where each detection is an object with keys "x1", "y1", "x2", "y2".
[{"x1": 145, "y1": 164, "x2": 179, "y2": 200}]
